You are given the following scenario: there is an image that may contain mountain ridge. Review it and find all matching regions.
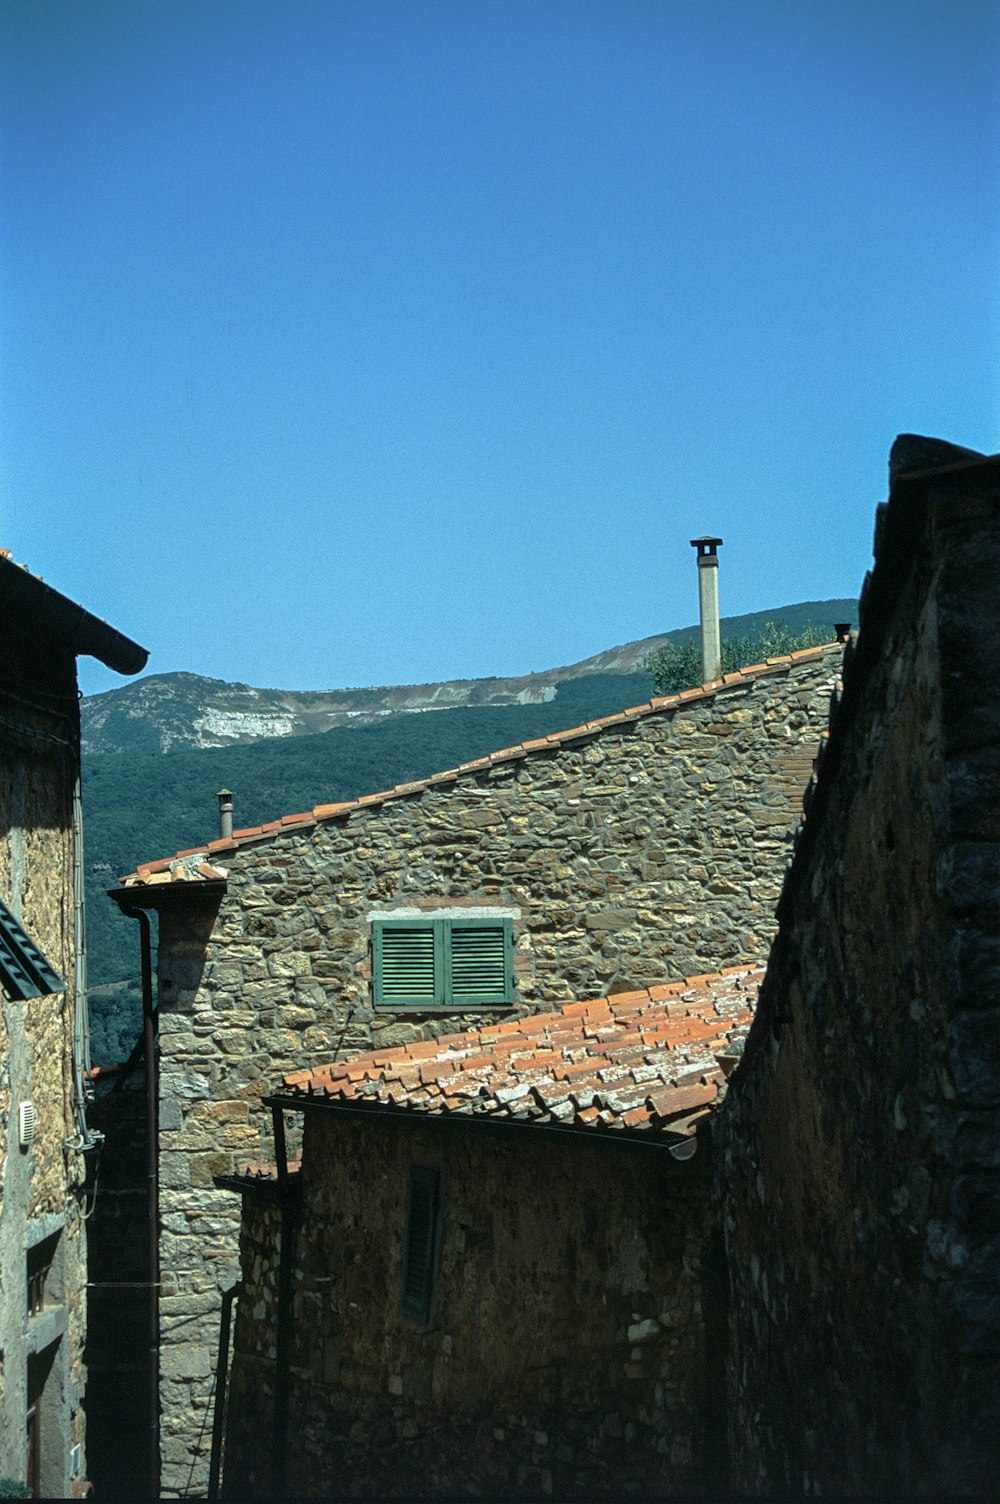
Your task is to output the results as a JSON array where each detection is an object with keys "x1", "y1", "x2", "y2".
[{"x1": 82, "y1": 598, "x2": 857, "y2": 755}]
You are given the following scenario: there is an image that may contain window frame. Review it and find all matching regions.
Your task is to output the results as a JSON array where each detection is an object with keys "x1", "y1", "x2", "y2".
[{"x1": 372, "y1": 915, "x2": 514, "y2": 1011}]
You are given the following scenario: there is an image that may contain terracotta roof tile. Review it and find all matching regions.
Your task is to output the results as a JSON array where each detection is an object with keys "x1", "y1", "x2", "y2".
[
  {"x1": 277, "y1": 965, "x2": 763, "y2": 1141},
  {"x1": 418, "y1": 1058, "x2": 461, "y2": 1085},
  {"x1": 647, "y1": 1080, "x2": 718, "y2": 1119},
  {"x1": 117, "y1": 647, "x2": 842, "y2": 886},
  {"x1": 232, "y1": 1155, "x2": 303, "y2": 1182}
]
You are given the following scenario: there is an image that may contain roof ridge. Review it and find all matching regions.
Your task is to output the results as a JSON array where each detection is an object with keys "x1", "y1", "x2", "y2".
[{"x1": 122, "y1": 645, "x2": 841, "y2": 884}]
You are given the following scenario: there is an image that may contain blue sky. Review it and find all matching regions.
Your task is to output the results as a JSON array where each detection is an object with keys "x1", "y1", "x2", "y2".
[{"x1": 2, "y1": 0, "x2": 997, "y2": 698}]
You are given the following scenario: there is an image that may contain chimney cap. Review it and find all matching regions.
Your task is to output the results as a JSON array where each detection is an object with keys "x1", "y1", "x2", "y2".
[
  {"x1": 690, "y1": 536, "x2": 723, "y2": 558},
  {"x1": 218, "y1": 788, "x2": 233, "y2": 800}
]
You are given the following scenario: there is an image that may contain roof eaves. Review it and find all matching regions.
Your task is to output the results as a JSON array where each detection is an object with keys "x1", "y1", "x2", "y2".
[
  {"x1": 263, "y1": 1087, "x2": 711, "y2": 1151},
  {"x1": 0, "y1": 552, "x2": 148, "y2": 675}
]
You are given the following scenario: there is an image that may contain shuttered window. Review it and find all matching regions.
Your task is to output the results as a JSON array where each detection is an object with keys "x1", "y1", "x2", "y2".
[
  {"x1": 0, "y1": 897, "x2": 65, "y2": 1002},
  {"x1": 401, "y1": 1166, "x2": 439, "y2": 1321},
  {"x1": 373, "y1": 917, "x2": 513, "y2": 1009},
  {"x1": 380, "y1": 925, "x2": 437, "y2": 1003},
  {"x1": 449, "y1": 925, "x2": 506, "y2": 999}
]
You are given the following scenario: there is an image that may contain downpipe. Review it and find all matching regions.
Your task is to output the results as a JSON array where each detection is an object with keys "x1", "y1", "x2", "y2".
[
  {"x1": 118, "y1": 903, "x2": 160, "y2": 1501},
  {"x1": 69, "y1": 770, "x2": 101, "y2": 1152},
  {"x1": 272, "y1": 1104, "x2": 298, "y2": 1500},
  {"x1": 208, "y1": 1281, "x2": 242, "y2": 1501}
]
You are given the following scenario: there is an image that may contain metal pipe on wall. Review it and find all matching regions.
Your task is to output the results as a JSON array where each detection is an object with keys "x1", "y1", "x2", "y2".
[
  {"x1": 119, "y1": 903, "x2": 160, "y2": 1501},
  {"x1": 271, "y1": 1104, "x2": 294, "y2": 1500},
  {"x1": 208, "y1": 1281, "x2": 242, "y2": 1501},
  {"x1": 70, "y1": 771, "x2": 101, "y2": 1153}
]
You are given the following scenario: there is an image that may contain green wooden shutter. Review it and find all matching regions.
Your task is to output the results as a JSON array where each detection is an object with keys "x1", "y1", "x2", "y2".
[
  {"x1": 374, "y1": 917, "x2": 512, "y2": 1009},
  {"x1": 376, "y1": 923, "x2": 438, "y2": 1005},
  {"x1": 401, "y1": 1167, "x2": 439, "y2": 1321},
  {"x1": 448, "y1": 922, "x2": 510, "y2": 1003}
]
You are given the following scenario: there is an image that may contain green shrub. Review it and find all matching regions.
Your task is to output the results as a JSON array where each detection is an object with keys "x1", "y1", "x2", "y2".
[{"x1": 642, "y1": 621, "x2": 829, "y2": 697}]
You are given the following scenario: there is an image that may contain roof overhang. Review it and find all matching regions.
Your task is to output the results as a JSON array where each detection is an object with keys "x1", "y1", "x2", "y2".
[
  {"x1": 0, "y1": 552, "x2": 148, "y2": 675},
  {"x1": 264, "y1": 1089, "x2": 709, "y2": 1161},
  {"x1": 108, "y1": 880, "x2": 228, "y2": 912}
]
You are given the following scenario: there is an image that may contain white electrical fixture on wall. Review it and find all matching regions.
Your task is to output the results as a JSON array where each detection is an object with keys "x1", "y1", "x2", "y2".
[{"x1": 19, "y1": 1100, "x2": 36, "y2": 1149}]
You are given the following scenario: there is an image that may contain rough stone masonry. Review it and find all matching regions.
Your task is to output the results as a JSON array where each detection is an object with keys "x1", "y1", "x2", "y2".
[
  {"x1": 113, "y1": 647, "x2": 841, "y2": 1495},
  {"x1": 716, "y1": 445, "x2": 1000, "y2": 1494}
]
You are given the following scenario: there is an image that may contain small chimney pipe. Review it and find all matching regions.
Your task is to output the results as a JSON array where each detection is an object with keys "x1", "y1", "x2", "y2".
[
  {"x1": 690, "y1": 536, "x2": 723, "y2": 683},
  {"x1": 218, "y1": 789, "x2": 233, "y2": 841}
]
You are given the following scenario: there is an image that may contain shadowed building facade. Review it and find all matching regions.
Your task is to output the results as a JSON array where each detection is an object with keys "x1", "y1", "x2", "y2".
[{"x1": 0, "y1": 552, "x2": 146, "y2": 1498}]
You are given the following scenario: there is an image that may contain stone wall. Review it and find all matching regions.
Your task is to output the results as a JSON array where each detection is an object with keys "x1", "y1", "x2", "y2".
[
  {"x1": 715, "y1": 457, "x2": 1000, "y2": 1492},
  {"x1": 0, "y1": 645, "x2": 89, "y2": 1497},
  {"x1": 141, "y1": 649, "x2": 840, "y2": 1494},
  {"x1": 224, "y1": 1110, "x2": 716, "y2": 1498}
]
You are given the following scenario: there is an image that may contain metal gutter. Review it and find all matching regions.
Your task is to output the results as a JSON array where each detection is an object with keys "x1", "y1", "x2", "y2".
[
  {"x1": 107, "y1": 880, "x2": 227, "y2": 910},
  {"x1": 263, "y1": 1090, "x2": 708, "y2": 1161}
]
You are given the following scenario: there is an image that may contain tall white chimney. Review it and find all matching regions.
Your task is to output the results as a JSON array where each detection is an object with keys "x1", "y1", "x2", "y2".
[
  {"x1": 690, "y1": 536, "x2": 723, "y2": 683},
  {"x1": 218, "y1": 789, "x2": 233, "y2": 841}
]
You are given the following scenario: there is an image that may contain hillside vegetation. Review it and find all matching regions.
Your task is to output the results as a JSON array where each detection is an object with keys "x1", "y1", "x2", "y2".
[{"x1": 85, "y1": 603, "x2": 854, "y2": 1062}]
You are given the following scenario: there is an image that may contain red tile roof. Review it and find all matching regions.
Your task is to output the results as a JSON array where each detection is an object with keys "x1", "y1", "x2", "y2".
[
  {"x1": 119, "y1": 647, "x2": 837, "y2": 887},
  {"x1": 275, "y1": 964, "x2": 762, "y2": 1143}
]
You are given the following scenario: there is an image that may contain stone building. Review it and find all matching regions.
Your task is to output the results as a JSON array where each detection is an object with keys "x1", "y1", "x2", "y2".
[
  {"x1": 217, "y1": 966, "x2": 760, "y2": 1499},
  {"x1": 210, "y1": 434, "x2": 999, "y2": 1498},
  {"x1": 112, "y1": 642, "x2": 841, "y2": 1495},
  {"x1": 0, "y1": 551, "x2": 146, "y2": 1498},
  {"x1": 715, "y1": 439, "x2": 1000, "y2": 1492}
]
